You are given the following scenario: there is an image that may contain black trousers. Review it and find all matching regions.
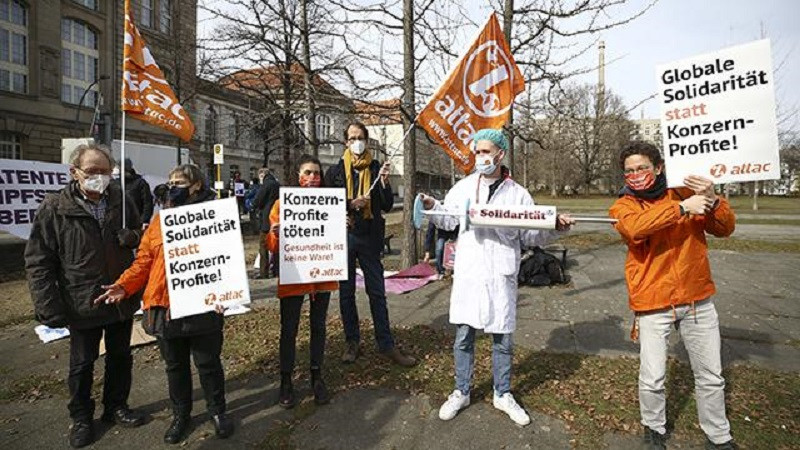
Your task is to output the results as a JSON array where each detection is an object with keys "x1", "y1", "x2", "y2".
[
  {"x1": 68, "y1": 320, "x2": 133, "y2": 421},
  {"x1": 158, "y1": 329, "x2": 226, "y2": 417},
  {"x1": 279, "y1": 292, "x2": 330, "y2": 374}
]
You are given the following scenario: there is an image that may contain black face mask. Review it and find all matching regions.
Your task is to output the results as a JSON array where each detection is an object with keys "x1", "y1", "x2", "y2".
[{"x1": 167, "y1": 186, "x2": 191, "y2": 206}]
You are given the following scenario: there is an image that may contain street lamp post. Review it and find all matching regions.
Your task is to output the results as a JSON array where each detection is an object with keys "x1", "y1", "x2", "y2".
[{"x1": 73, "y1": 75, "x2": 110, "y2": 137}]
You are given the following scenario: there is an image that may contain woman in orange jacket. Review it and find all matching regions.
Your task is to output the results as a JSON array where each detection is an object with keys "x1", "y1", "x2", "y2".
[
  {"x1": 609, "y1": 141, "x2": 737, "y2": 450},
  {"x1": 267, "y1": 154, "x2": 338, "y2": 409},
  {"x1": 95, "y1": 164, "x2": 233, "y2": 445}
]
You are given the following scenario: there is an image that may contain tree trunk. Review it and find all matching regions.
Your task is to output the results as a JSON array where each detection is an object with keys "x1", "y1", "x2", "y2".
[
  {"x1": 300, "y1": 0, "x2": 318, "y2": 158},
  {"x1": 502, "y1": 0, "x2": 515, "y2": 176},
  {"x1": 401, "y1": 0, "x2": 417, "y2": 268}
]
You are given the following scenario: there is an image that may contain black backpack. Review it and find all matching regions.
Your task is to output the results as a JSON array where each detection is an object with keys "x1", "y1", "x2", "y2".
[{"x1": 517, "y1": 247, "x2": 567, "y2": 287}]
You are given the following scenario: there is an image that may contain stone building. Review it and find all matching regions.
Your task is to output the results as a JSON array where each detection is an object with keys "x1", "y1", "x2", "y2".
[{"x1": 0, "y1": 0, "x2": 198, "y2": 162}]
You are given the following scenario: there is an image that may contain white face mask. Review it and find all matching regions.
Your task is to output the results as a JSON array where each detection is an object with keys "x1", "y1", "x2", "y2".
[
  {"x1": 350, "y1": 139, "x2": 366, "y2": 155},
  {"x1": 474, "y1": 154, "x2": 497, "y2": 176},
  {"x1": 83, "y1": 174, "x2": 111, "y2": 194}
]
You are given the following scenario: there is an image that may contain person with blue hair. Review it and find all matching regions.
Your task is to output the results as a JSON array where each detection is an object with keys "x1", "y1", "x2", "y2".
[{"x1": 420, "y1": 128, "x2": 575, "y2": 426}]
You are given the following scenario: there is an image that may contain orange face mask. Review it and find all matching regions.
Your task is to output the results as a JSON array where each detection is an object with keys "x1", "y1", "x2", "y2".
[
  {"x1": 299, "y1": 174, "x2": 321, "y2": 187},
  {"x1": 624, "y1": 170, "x2": 656, "y2": 191}
]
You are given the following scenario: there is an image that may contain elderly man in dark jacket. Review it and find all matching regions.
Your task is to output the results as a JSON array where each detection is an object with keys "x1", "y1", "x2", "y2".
[
  {"x1": 25, "y1": 144, "x2": 144, "y2": 448},
  {"x1": 325, "y1": 122, "x2": 416, "y2": 367},
  {"x1": 252, "y1": 167, "x2": 280, "y2": 278}
]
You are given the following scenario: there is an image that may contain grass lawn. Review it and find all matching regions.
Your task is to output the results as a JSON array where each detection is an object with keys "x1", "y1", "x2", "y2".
[
  {"x1": 219, "y1": 307, "x2": 800, "y2": 449},
  {"x1": 536, "y1": 194, "x2": 800, "y2": 215}
]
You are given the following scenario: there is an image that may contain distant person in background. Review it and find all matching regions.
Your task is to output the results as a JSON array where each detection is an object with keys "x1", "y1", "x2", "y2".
[
  {"x1": 229, "y1": 171, "x2": 248, "y2": 214},
  {"x1": 122, "y1": 158, "x2": 154, "y2": 225},
  {"x1": 25, "y1": 143, "x2": 144, "y2": 448},
  {"x1": 253, "y1": 168, "x2": 280, "y2": 278},
  {"x1": 423, "y1": 220, "x2": 459, "y2": 276}
]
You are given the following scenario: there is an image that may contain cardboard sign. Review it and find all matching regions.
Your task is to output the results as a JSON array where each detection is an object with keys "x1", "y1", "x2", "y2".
[
  {"x1": 160, "y1": 197, "x2": 250, "y2": 319},
  {"x1": 657, "y1": 39, "x2": 780, "y2": 187},
  {"x1": 234, "y1": 182, "x2": 245, "y2": 197},
  {"x1": 278, "y1": 187, "x2": 347, "y2": 285},
  {"x1": 0, "y1": 158, "x2": 166, "y2": 239}
]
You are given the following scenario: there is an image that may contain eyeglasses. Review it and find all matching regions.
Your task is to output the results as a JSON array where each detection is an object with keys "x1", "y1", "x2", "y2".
[
  {"x1": 166, "y1": 181, "x2": 190, "y2": 188},
  {"x1": 346, "y1": 137, "x2": 365, "y2": 142},
  {"x1": 76, "y1": 167, "x2": 112, "y2": 176}
]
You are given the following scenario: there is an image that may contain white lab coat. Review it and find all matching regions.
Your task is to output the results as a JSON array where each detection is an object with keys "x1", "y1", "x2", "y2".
[{"x1": 430, "y1": 172, "x2": 561, "y2": 334}]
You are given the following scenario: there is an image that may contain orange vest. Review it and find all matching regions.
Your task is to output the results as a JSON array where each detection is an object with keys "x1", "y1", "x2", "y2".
[
  {"x1": 609, "y1": 188, "x2": 735, "y2": 313},
  {"x1": 116, "y1": 213, "x2": 170, "y2": 310},
  {"x1": 266, "y1": 200, "x2": 339, "y2": 299}
]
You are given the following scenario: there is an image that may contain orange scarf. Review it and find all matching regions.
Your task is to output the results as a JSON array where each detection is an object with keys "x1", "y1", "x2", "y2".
[{"x1": 343, "y1": 148, "x2": 373, "y2": 219}]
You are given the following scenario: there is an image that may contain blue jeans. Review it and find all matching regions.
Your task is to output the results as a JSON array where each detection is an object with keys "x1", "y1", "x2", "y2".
[
  {"x1": 435, "y1": 237, "x2": 445, "y2": 274},
  {"x1": 339, "y1": 233, "x2": 395, "y2": 352},
  {"x1": 453, "y1": 324, "x2": 513, "y2": 396}
]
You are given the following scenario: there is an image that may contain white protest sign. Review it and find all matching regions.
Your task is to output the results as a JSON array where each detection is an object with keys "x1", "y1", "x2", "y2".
[
  {"x1": 160, "y1": 197, "x2": 250, "y2": 319},
  {"x1": 0, "y1": 159, "x2": 71, "y2": 238},
  {"x1": 213, "y1": 144, "x2": 224, "y2": 165},
  {"x1": 0, "y1": 158, "x2": 168, "y2": 239},
  {"x1": 657, "y1": 39, "x2": 780, "y2": 187},
  {"x1": 234, "y1": 182, "x2": 245, "y2": 197},
  {"x1": 279, "y1": 187, "x2": 347, "y2": 285}
]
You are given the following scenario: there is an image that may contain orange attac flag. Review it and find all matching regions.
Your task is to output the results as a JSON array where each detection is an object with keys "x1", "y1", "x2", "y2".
[
  {"x1": 418, "y1": 13, "x2": 524, "y2": 173},
  {"x1": 121, "y1": 0, "x2": 194, "y2": 141}
]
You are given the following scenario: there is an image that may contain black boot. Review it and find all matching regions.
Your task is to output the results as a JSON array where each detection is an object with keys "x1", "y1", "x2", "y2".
[
  {"x1": 211, "y1": 413, "x2": 234, "y2": 439},
  {"x1": 163, "y1": 414, "x2": 191, "y2": 445},
  {"x1": 279, "y1": 372, "x2": 295, "y2": 409},
  {"x1": 69, "y1": 420, "x2": 94, "y2": 448},
  {"x1": 311, "y1": 368, "x2": 330, "y2": 405}
]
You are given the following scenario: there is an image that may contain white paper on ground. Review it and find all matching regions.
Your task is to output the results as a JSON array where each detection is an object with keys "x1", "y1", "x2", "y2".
[{"x1": 34, "y1": 325, "x2": 70, "y2": 343}]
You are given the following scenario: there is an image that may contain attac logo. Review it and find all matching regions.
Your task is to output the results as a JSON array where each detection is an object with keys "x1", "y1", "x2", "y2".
[
  {"x1": 463, "y1": 41, "x2": 518, "y2": 118},
  {"x1": 204, "y1": 290, "x2": 244, "y2": 305},
  {"x1": 710, "y1": 162, "x2": 772, "y2": 178},
  {"x1": 710, "y1": 164, "x2": 727, "y2": 178},
  {"x1": 309, "y1": 268, "x2": 321, "y2": 279}
]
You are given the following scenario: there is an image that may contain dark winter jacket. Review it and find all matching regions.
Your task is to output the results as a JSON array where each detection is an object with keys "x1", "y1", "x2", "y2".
[
  {"x1": 252, "y1": 174, "x2": 280, "y2": 232},
  {"x1": 325, "y1": 159, "x2": 393, "y2": 244},
  {"x1": 25, "y1": 182, "x2": 143, "y2": 330},
  {"x1": 125, "y1": 171, "x2": 154, "y2": 223}
]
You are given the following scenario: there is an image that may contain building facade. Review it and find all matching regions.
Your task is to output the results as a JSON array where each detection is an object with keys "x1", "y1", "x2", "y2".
[{"x1": 0, "y1": 0, "x2": 197, "y2": 163}]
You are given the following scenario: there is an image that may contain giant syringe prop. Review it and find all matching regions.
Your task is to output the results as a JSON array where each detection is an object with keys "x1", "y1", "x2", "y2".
[{"x1": 411, "y1": 194, "x2": 617, "y2": 232}]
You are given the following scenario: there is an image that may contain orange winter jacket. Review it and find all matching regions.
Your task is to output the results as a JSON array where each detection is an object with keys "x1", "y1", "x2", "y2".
[
  {"x1": 116, "y1": 213, "x2": 170, "y2": 310},
  {"x1": 266, "y1": 200, "x2": 339, "y2": 299},
  {"x1": 608, "y1": 188, "x2": 735, "y2": 313}
]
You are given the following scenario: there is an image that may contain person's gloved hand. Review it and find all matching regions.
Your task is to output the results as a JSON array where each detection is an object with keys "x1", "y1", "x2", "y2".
[{"x1": 117, "y1": 229, "x2": 140, "y2": 249}]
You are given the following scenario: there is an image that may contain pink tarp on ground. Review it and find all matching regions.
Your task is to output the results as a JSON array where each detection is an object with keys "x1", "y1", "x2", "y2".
[{"x1": 356, "y1": 263, "x2": 440, "y2": 294}]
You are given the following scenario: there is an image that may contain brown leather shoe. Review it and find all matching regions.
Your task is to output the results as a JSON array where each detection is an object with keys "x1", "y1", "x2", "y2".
[
  {"x1": 341, "y1": 341, "x2": 360, "y2": 364},
  {"x1": 381, "y1": 347, "x2": 417, "y2": 367}
]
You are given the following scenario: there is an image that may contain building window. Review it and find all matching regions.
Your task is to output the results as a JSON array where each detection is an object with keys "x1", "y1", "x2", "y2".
[
  {"x1": 229, "y1": 165, "x2": 239, "y2": 181},
  {"x1": 141, "y1": 0, "x2": 153, "y2": 28},
  {"x1": 72, "y1": 0, "x2": 98, "y2": 11},
  {"x1": 0, "y1": 0, "x2": 28, "y2": 94},
  {"x1": 159, "y1": 0, "x2": 172, "y2": 33},
  {"x1": 0, "y1": 132, "x2": 22, "y2": 159},
  {"x1": 316, "y1": 114, "x2": 331, "y2": 142},
  {"x1": 61, "y1": 18, "x2": 99, "y2": 106},
  {"x1": 204, "y1": 106, "x2": 218, "y2": 144},
  {"x1": 229, "y1": 113, "x2": 239, "y2": 146}
]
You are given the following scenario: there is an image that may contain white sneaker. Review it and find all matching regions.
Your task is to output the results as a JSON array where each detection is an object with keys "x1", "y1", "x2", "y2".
[
  {"x1": 438, "y1": 390, "x2": 470, "y2": 421},
  {"x1": 493, "y1": 392, "x2": 531, "y2": 426}
]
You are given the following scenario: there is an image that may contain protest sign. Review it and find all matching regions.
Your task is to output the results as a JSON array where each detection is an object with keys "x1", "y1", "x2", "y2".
[
  {"x1": 657, "y1": 39, "x2": 780, "y2": 187},
  {"x1": 160, "y1": 197, "x2": 250, "y2": 319},
  {"x1": 418, "y1": 13, "x2": 524, "y2": 174},
  {"x1": 0, "y1": 158, "x2": 167, "y2": 239},
  {"x1": 0, "y1": 159, "x2": 70, "y2": 238},
  {"x1": 234, "y1": 182, "x2": 245, "y2": 197},
  {"x1": 279, "y1": 187, "x2": 347, "y2": 285}
]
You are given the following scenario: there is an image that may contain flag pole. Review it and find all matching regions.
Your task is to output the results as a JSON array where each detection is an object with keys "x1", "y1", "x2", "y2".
[
  {"x1": 367, "y1": 115, "x2": 418, "y2": 194},
  {"x1": 121, "y1": 111, "x2": 127, "y2": 226}
]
